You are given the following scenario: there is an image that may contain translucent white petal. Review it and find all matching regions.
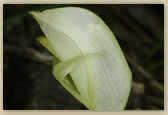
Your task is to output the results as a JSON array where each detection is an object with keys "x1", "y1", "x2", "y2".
[{"x1": 30, "y1": 7, "x2": 132, "y2": 111}]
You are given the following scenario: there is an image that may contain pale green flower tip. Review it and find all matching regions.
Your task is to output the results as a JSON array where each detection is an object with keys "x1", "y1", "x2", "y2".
[
  {"x1": 29, "y1": 11, "x2": 42, "y2": 23},
  {"x1": 29, "y1": 11, "x2": 39, "y2": 16},
  {"x1": 37, "y1": 36, "x2": 46, "y2": 43}
]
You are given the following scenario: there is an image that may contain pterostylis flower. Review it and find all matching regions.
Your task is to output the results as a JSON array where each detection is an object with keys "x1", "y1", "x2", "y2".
[{"x1": 30, "y1": 7, "x2": 132, "y2": 111}]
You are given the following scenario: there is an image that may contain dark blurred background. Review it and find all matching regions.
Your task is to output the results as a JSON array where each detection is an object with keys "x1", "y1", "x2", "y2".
[{"x1": 3, "y1": 4, "x2": 164, "y2": 110}]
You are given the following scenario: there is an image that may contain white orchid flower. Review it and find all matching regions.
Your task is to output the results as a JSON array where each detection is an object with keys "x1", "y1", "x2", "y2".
[{"x1": 30, "y1": 7, "x2": 132, "y2": 111}]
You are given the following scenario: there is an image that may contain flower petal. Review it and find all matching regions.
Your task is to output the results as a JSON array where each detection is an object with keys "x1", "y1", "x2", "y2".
[{"x1": 31, "y1": 7, "x2": 132, "y2": 111}]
